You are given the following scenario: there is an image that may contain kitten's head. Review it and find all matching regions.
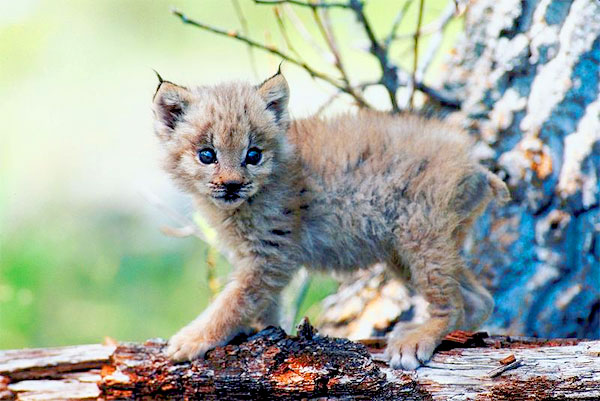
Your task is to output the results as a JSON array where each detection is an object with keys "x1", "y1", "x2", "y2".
[{"x1": 152, "y1": 73, "x2": 291, "y2": 210}]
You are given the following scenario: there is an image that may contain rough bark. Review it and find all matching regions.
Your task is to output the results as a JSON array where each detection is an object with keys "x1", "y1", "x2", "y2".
[
  {"x1": 320, "y1": 0, "x2": 599, "y2": 340},
  {"x1": 1, "y1": 324, "x2": 599, "y2": 401}
]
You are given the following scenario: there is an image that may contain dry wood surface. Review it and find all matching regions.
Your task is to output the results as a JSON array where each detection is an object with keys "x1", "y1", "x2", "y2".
[{"x1": 1, "y1": 321, "x2": 599, "y2": 400}]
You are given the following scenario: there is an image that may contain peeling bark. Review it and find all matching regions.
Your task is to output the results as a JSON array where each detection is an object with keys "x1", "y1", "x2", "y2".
[
  {"x1": 445, "y1": 0, "x2": 599, "y2": 339},
  {"x1": 1, "y1": 325, "x2": 599, "y2": 400},
  {"x1": 320, "y1": 0, "x2": 599, "y2": 341}
]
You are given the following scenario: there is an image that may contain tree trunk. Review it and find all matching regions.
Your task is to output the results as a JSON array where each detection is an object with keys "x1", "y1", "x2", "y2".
[
  {"x1": 320, "y1": 0, "x2": 599, "y2": 340},
  {"x1": 2, "y1": 323, "x2": 599, "y2": 401}
]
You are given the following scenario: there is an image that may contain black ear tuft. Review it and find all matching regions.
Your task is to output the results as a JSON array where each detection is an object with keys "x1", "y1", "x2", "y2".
[
  {"x1": 153, "y1": 69, "x2": 165, "y2": 84},
  {"x1": 152, "y1": 69, "x2": 165, "y2": 98}
]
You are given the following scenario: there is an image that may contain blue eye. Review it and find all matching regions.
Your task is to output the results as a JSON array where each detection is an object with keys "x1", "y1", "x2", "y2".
[
  {"x1": 198, "y1": 148, "x2": 217, "y2": 164},
  {"x1": 245, "y1": 148, "x2": 262, "y2": 165}
]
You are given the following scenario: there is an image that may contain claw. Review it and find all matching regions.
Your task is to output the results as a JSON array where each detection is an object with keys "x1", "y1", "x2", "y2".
[
  {"x1": 386, "y1": 328, "x2": 441, "y2": 370},
  {"x1": 166, "y1": 336, "x2": 216, "y2": 362}
]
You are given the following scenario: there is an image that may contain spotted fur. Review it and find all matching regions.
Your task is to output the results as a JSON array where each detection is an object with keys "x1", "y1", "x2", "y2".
[{"x1": 152, "y1": 73, "x2": 509, "y2": 370}]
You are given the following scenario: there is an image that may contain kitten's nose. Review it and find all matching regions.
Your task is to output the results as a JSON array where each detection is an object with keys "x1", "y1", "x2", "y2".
[{"x1": 223, "y1": 181, "x2": 243, "y2": 193}]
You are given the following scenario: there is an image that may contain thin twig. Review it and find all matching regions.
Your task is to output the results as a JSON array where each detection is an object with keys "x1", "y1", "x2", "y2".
[
  {"x1": 408, "y1": 0, "x2": 425, "y2": 109},
  {"x1": 283, "y1": 268, "x2": 312, "y2": 333},
  {"x1": 312, "y1": 8, "x2": 344, "y2": 78},
  {"x1": 348, "y1": 0, "x2": 400, "y2": 112},
  {"x1": 400, "y1": 69, "x2": 461, "y2": 107},
  {"x1": 282, "y1": 4, "x2": 333, "y2": 64},
  {"x1": 391, "y1": 1, "x2": 458, "y2": 41},
  {"x1": 171, "y1": 10, "x2": 332, "y2": 88},
  {"x1": 315, "y1": 91, "x2": 343, "y2": 116},
  {"x1": 312, "y1": 6, "x2": 369, "y2": 106},
  {"x1": 142, "y1": 190, "x2": 209, "y2": 244},
  {"x1": 172, "y1": 8, "x2": 371, "y2": 108},
  {"x1": 416, "y1": 38, "x2": 441, "y2": 82},
  {"x1": 384, "y1": 0, "x2": 414, "y2": 48},
  {"x1": 357, "y1": 80, "x2": 382, "y2": 90},
  {"x1": 416, "y1": 0, "x2": 455, "y2": 81},
  {"x1": 232, "y1": 0, "x2": 259, "y2": 79},
  {"x1": 254, "y1": 0, "x2": 351, "y2": 9},
  {"x1": 273, "y1": 7, "x2": 302, "y2": 60},
  {"x1": 174, "y1": 4, "x2": 459, "y2": 110},
  {"x1": 205, "y1": 246, "x2": 221, "y2": 299},
  {"x1": 394, "y1": 67, "x2": 461, "y2": 108},
  {"x1": 263, "y1": 27, "x2": 276, "y2": 67},
  {"x1": 414, "y1": 80, "x2": 461, "y2": 108}
]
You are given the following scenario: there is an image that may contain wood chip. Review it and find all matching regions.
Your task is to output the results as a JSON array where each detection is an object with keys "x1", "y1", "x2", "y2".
[
  {"x1": 499, "y1": 354, "x2": 516, "y2": 365},
  {"x1": 487, "y1": 359, "x2": 522, "y2": 378},
  {"x1": 357, "y1": 337, "x2": 387, "y2": 348},
  {"x1": 444, "y1": 330, "x2": 477, "y2": 344}
]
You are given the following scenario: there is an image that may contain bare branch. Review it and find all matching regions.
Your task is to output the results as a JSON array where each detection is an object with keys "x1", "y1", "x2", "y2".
[
  {"x1": 357, "y1": 80, "x2": 382, "y2": 89},
  {"x1": 395, "y1": 68, "x2": 461, "y2": 108},
  {"x1": 312, "y1": 9, "x2": 342, "y2": 72},
  {"x1": 159, "y1": 224, "x2": 198, "y2": 238},
  {"x1": 416, "y1": 0, "x2": 456, "y2": 80},
  {"x1": 254, "y1": 0, "x2": 351, "y2": 9},
  {"x1": 348, "y1": 0, "x2": 400, "y2": 112},
  {"x1": 143, "y1": 191, "x2": 226, "y2": 298},
  {"x1": 142, "y1": 190, "x2": 209, "y2": 244},
  {"x1": 173, "y1": 4, "x2": 459, "y2": 111},
  {"x1": 391, "y1": 1, "x2": 458, "y2": 41},
  {"x1": 263, "y1": 27, "x2": 276, "y2": 66},
  {"x1": 315, "y1": 91, "x2": 343, "y2": 116},
  {"x1": 408, "y1": 0, "x2": 426, "y2": 109},
  {"x1": 231, "y1": 0, "x2": 259, "y2": 79},
  {"x1": 312, "y1": 7, "x2": 370, "y2": 107},
  {"x1": 172, "y1": 8, "x2": 372, "y2": 108},
  {"x1": 384, "y1": 0, "x2": 414, "y2": 48},
  {"x1": 416, "y1": 34, "x2": 444, "y2": 81},
  {"x1": 414, "y1": 80, "x2": 460, "y2": 108},
  {"x1": 282, "y1": 5, "x2": 333, "y2": 63},
  {"x1": 273, "y1": 7, "x2": 303, "y2": 60}
]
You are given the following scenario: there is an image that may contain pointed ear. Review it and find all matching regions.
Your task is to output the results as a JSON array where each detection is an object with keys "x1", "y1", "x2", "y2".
[
  {"x1": 257, "y1": 73, "x2": 290, "y2": 129},
  {"x1": 152, "y1": 81, "x2": 192, "y2": 139}
]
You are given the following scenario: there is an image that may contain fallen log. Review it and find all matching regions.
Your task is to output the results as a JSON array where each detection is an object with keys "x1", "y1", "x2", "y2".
[{"x1": 1, "y1": 321, "x2": 599, "y2": 400}]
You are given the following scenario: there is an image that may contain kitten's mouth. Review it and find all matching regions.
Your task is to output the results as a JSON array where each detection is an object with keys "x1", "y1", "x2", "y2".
[
  {"x1": 209, "y1": 183, "x2": 256, "y2": 209},
  {"x1": 211, "y1": 192, "x2": 246, "y2": 208},
  {"x1": 221, "y1": 193, "x2": 241, "y2": 202}
]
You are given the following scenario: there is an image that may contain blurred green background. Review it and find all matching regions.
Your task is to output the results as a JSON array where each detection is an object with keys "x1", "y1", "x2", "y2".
[{"x1": 0, "y1": 0, "x2": 460, "y2": 349}]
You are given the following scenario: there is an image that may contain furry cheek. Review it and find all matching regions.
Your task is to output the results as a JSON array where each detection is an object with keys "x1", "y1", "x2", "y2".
[
  {"x1": 246, "y1": 154, "x2": 274, "y2": 183},
  {"x1": 173, "y1": 151, "x2": 215, "y2": 195}
]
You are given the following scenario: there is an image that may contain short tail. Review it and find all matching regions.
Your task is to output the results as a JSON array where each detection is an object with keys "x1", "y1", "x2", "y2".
[
  {"x1": 486, "y1": 171, "x2": 511, "y2": 205},
  {"x1": 454, "y1": 169, "x2": 510, "y2": 215}
]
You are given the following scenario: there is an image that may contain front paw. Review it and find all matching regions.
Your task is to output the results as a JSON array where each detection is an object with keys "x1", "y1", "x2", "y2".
[
  {"x1": 166, "y1": 327, "x2": 220, "y2": 362},
  {"x1": 385, "y1": 330, "x2": 441, "y2": 370}
]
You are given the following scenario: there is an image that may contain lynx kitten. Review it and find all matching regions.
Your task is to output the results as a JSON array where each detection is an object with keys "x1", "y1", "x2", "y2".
[{"x1": 152, "y1": 72, "x2": 509, "y2": 370}]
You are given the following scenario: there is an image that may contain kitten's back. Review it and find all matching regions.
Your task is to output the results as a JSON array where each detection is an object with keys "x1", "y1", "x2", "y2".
[
  {"x1": 289, "y1": 110, "x2": 481, "y2": 209},
  {"x1": 288, "y1": 110, "x2": 473, "y2": 177}
]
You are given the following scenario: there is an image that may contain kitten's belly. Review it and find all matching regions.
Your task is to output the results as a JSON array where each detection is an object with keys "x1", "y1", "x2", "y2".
[
  {"x1": 298, "y1": 183, "x2": 396, "y2": 272},
  {"x1": 300, "y1": 234, "x2": 385, "y2": 272}
]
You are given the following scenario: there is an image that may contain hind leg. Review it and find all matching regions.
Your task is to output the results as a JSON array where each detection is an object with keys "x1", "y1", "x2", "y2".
[
  {"x1": 458, "y1": 267, "x2": 494, "y2": 330},
  {"x1": 452, "y1": 218, "x2": 494, "y2": 330},
  {"x1": 386, "y1": 238, "x2": 465, "y2": 370}
]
